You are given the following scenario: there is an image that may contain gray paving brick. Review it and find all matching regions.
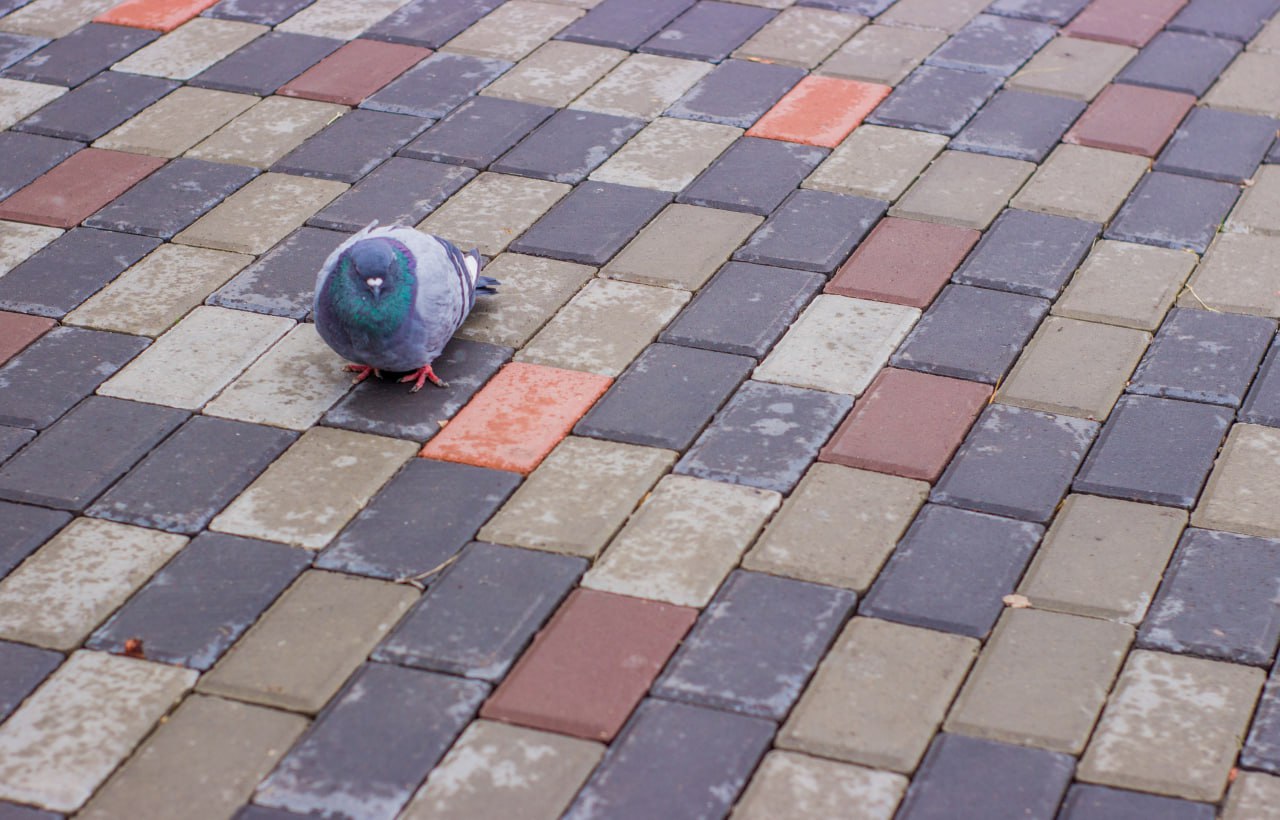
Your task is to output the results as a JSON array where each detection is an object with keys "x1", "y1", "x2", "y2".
[
  {"x1": 491, "y1": 108, "x2": 644, "y2": 184},
  {"x1": 0, "y1": 639, "x2": 60, "y2": 722},
  {"x1": 558, "y1": 0, "x2": 695, "y2": 49},
  {"x1": 0, "y1": 227, "x2": 160, "y2": 319},
  {"x1": 1243, "y1": 672, "x2": 1280, "y2": 774},
  {"x1": 398, "y1": 95, "x2": 553, "y2": 169},
  {"x1": 363, "y1": 0, "x2": 502, "y2": 48},
  {"x1": 1156, "y1": 107, "x2": 1280, "y2": 184},
  {"x1": 1167, "y1": 0, "x2": 1280, "y2": 41},
  {"x1": 678, "y1": 137, "x2": 826, "y2": 216},
  {"x1": 308, "y1": 157, "x2": 474, "y2": 232},
  {"x1": 1104, "y1": 171, "x2": 1240, "y2": 254},
  {"x1": 508, "y1": 181, "x2": 671, "y2": 266},
  {"x1": 953, "y1": 208, "x2": 1099, "y2": 299},
  {"x1": 950, "y1": 89, "x2": 1086, "y2": 163},
  {"x1": 14, "y1": 70, "x2": 175, "y2": 142},
  {"x1": 362, "y1": 52, "x2": 510, "y2": 120},
  {"x1": 272, "y1": 110, "x2": 430, "y2": 184},
  {"x1": 3, "y1": 23, "x2": 156, "y2": 86},
  {"x1": 0, "y1": 501, "x2": 69, "y2": 578},
  {"x1": 191, "y1": 31, "x2": 341, "y2": 96},
  {"x1": 205, "y1": 0, "x2": 315, "y2": 25},
  {"x1": 986, "y1": 0, "x2": 1089, "y2": 24},
  {"x1": 867, "y1": 65, "x2": 1002, "y2": 136},
  {"x1": 641, "y1": 0, "x2": 774, "y2": 62},
  {"x1": 733, "y1": 189, "x2": 885, "y2": 274},
  {"x1": 84, "y1": 157, "x2": 257, "y2": 239},
  {"x1": 925, "y1": 14, "x2": 1056, "y2": 77},
  {"x1": 0, "y1": 131, "x2": 78, "y2": 200},
  {"x1": 665, "y1": 58, "x2": 804, "y2": 129},
  {"x1": 1059, "y1": 784, "x2": 1214, "y2": 820},
  {"x1": 207, "y1": 225, "x2": 347, "y2": 319},
  {"x1": 1129, "y1": 308, "x2": 1275, "y2": 407},
  {"x1": 0, "y1": 427, "x2": 31, "y2": 464},
  {"x1": 1117, "y1": 31, "x2": 1242, "y2": 97},
  {"x1": 0, "y1": 31, "x2": 43, "y2": 70},
  {"x1": 1243, "y1": 340, "x2": 1280, "y2": 427}
]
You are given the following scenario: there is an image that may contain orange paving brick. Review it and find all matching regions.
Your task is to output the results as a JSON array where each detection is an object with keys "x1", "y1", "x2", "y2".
[
  {"x1": 420, "y1": 361, "x2": 612, "y2": 474},
  {"x1": 95, "y1": 0, "x2": 222, "y2": 32},
  {"x1": 279, "y1": 39, "x2": 433, "y2": 107},
  {"x1": 746, "y1": 76, "x2": 892, "y2": 148},
  {"x1": 0, "y1": 149, "x2": 165, "y2": 229}
]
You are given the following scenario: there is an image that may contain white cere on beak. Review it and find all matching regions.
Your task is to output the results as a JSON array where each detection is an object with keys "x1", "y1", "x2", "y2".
[{"x1": 365, "y1": 277, "x2": 384, "y2": 289}]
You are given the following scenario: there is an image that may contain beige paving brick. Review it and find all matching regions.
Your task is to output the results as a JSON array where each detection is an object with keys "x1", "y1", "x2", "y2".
[
  {"x1": 744, "y1": 464, "x2": 928, "y2": 591},
  {"x1": 174, "y1": 172, "x2": 347, "y2": 255},
  {"x1": 877, "y1": 0, "x2": 987, "y2": 33},
  {"x1": 275, "y1": 0, "x2": 408, "y2": 39},
  {"x1": 112, "y1": 18, "x2": 267, "y2": 80},
  {"x1": 455, "y1": 252, "x2": 595, "y2": 348},
  {"x1": 1181, "y1": 233, "x2": 1280, "y2": 318},
  {"x1": 733, "y1": 751, "x2": 908, "y2": 820},
  {"x1": 210, "y1": 427, "x2": 417, "y2": 549},
  {"x1": 95, "y1": 86, "x2": 258, "y2": 158},
  {"x1": 1224, "y1": 772, "x2": 1280, "y2": 820},
  {"x1": 890, "y1": 150, "x2": 1035, "y2": 230},
  {"x1": 80, "y1": 695, "x2": 308, "y2": 820},
  {"x1": 516, "y1": 278, "x2": 689, "y2": 376},
  {"x1": 581, "y1": 474, "x2": 780, "y2": 607},
  {"x1": 444, "y1": 0, "x2": 582, "y2": 61},
  {"x1": 0, "y1": 0, "x2": 115, "y2": 38},
  {"x1": 187, "y1": 96, "x2": 346, "y2": 169},
  {"x1": 0, "y1": 77, "x2": 66, "y2": 130},
  {"x1": 589, "y1": 116, "x2": 741, "y2": 192},
  {"x1": 482, "y1": 41, "x2": 627, "y2": 108},
  {"x1": 1018, "y1": 494, "x2": 1187, "y2": 624},
  {"x1": 402, "y1": 720, "x2": 603, "y2": 819},
  {"x1": 778, "y1": 617, "x2": 979, "y2": 773},
  {"x1": 1193, "y1": 424, "x2": 1280, "y2": 539},
  {"x1": 1011, "y1": 144, "x2": 1150, "y2": 224},
  {"x1": 1007, "y1": 37, "x2": 1137, "y2": 101},
  {"x1": 803, "y1": 124, "x2": 947, "y2": 201},
  {"x1": 755, "y1": 294, "x2": 919, "y2": 396},
  {"x1": 733, "y1": 7, "x2": 866, "y2": 69},
  {"x1": 575, "y1": 53, "x2": 711, "y2": 120},
  {"x1": 0, "y1": 651, "x2": 196, "y2": 813},
  {"x1": 0, "y1": 219, "x2": 61, "y2": 276},
  {"x1": 0, "y1": 518, "x2": 185, "y2": 651},
  {"x1": 64, "y1": 244, "x2": 252, "y2": 337},
  {"x1": 602, "y1": 203, "x2": 762, "y2": 291},
  {"x1": 98, "y1": 305, "x2": 293, "y2": 410},
  {"x1": 479, "y1": 436, "x2": 675, "y2": 558},
  {"x1": 818, "y1": 24, "x2": 945, "y2": 85},
  {"x1": 944, "y1": 608, "x2": 1133, "y2": 753},
  {"x1": 1227, "y1": 164, "x2": 1280, "y2": 235},
  {"x1": 418, "y1": 172, "x2": 570, "y2": 257},
  {"x1": 1078, "y1": 650, "x2": 1263, "y2": 801},
  {"x1": 1205, "y1": 52, "x2": 1280, "y2": 117},
  {"x1": 198, "y1": 570, "x2": 417, "y2": 713},
  {"x1": 1053, "y1": 239, "x2": 1197, "y2": 331}
]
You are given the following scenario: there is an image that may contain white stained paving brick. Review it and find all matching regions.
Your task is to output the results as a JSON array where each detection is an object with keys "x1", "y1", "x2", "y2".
[
  {"x1": 174, "y1": 173, "x2": 348, "y2": 256},
  {"x1": 589, "y1": 117, "x2": 742, "y2": 193},
  {"x1": 187, "y1": 96, "x2": 348, "y2": 170},
  {"x1": 574, "y1": 53, "x2": 712, "y2": 120},
  {"x1": 733, "y1": 751, "x2": 908, "y2": 820},
  {"x1": 581, "y1": 474, "x2": 781, "y2": 607},
  {"x1": 0, "y1": 219, "x2": 61, "y2": 276},
  {"x1": 418, "y1": 172, "x2": 571, "y2": 258},
  {"x1": 754, "y1": 295, "x2": 919, "y2": 396},
  {"x1": 0, "y1": 78, "x2": 67, "y2": 130},
  {"x1": 204, "y1": 323, "x2": 354, "y2": 430},
  {"x1": 1224, "y1": 772, "x2": 1280, "y2": 820},
  {"x1": 98, "y1": 305, "x2": 294, "y2": 410},
  {"x1": 0, "y1": 651, "x2": 197, "y2": 813},
  {"x1": 734, "y1": 7, "x2": 867, "y2": 69},
  {"x1": 95, "y1": 87, "x2": 259, "y2": 158},
  {"x1": 443, "y1": 0, "x2": 583, "y2": 62},
  {"x1": 275, "y1": 0, "x2": 408, "y2": 39},
  {"x1": 0, "y1": 518, "x2": 186, "y2": 650},
  {"x1": 0, "y1": 0, "x2": 114, "y2": 37},
  {"x1": 112, "y1": 18, "x2": 268, "y2": 80},
  {"x1": 804, "y1": 124, "x2": 949, "y2": 201},
  {"x1": 482, "y1": 41, "x2": 627, "y2": 108}
]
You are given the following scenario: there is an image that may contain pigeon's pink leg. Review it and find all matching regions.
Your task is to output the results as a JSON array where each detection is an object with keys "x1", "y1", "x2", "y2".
[
  {"x1": 399, "y1": 364, "x2": 447, "y2": 392},
  {"x1": 344, "y1": 364, "x2": 379, "y2": 384}
]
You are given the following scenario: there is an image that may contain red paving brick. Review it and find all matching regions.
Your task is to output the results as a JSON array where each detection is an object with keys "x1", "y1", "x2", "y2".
[
  {"x1": 95, "y1": 0, "x2": 222, "y2": 31},
  {"x1": 1065, "y1": 0, "x2": 1188, "y2": 47},
  {"x1": 826, "y1": 217, "x2": 980, "y2": 309},
  {"x1": 0, "y1": 149, "x2": 165, "y2": 229},
  {"x1": 279, "y1": 39, "x2": 433, "y2": 107},
  {"x1": 0, "y1": 311, "x2": 56, "y2": 365},
  {"x1": 480, "y1": 588, "x2": 697, "y2": 741},
  {"x1": 746, "y1": 76, "x2": 891, "y2": 148},
  {"x1": 1065, "y1": 83, "x2": 1195, "y2": 157}
]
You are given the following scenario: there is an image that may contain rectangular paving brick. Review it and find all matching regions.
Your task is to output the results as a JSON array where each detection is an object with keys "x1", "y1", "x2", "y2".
[
  {"x1": 111, "y1": 17, "x2": 264, "y2": 79},
  {"x1": 95, "y1": 86, "x2": 255, "y2": 158},
  {"x1": 1065, "y1": 0, "x2": 1186, "y2": 46},
  {"x1": 190, "y1": 30, "x2": 341, "y2": 95},
  {"x1": 0, "y1": 31, "x2": 45, "y2": 71},
  {"x1": 1061, "y1": 784, "x2": 1216, "y2": 820},
  {"x1": 0, "y1": 131, "x2": 78, "y2": 202},
  {"x1": 308, "y1": 157, "x2": 474, "y2": 233},
  {"x1": 803, "y1": 124, "x2": 946, "y2": 202},
  {"x1": 1182, "y1": 233, "x2": 1280, "y2": 317},
  {"x1": 1227, "y1": 163, "x2": 1280, "y2": 235},
  {"x1": 0, "y1": 640, "x2": 60, "y2": 723},
  {"x1": 446, "y1": 0, "x2": 582, "y2": 61},
  {"x1": 419, "y1": 171, "x2": 569, "y2": 257},
  {"x1": 14, "y1": 71, "x2": 175, "y2": 142},
  {"x1": 1006, "y1": 36, "x2": 1137, "y2": 101},
  {"x1": 828, "y1": 217, "x2": 978, "y2": 308},
  {"x1": 1195, "y1": 424, "x2": 1280, "y2": 540},
  {"x1": 1207, "y1": 50, "x2": 1280, "y2": 117},
  {"x1": 207, "y1": 225, "x2": 345, "y2": 319},
  {"x1": 279, "y1": 38, "x2": 428, "y2": 106},
  {"x1": 481, "y1": 41, "x2": 621, "y2": 109},
  {"x1": 188, "y1": 96, "x2": 344, "y2": 170},
  {"x1": 1014, "y1": 146, "x2": 1150, "y2": 228},
  {"x1": 926, "y1": 13, "x2": 1054, "y2": 77},
  {"x1": 1066, "y1": 83, "x2": 1193, "y2": 157},
  {"x1": 891, "y1": 150, "x2": 1035, "y2": 231},
  {"x1": 988, "y1": 0, "x2": 1090, "y2": 23},
  {"x1": 83, "y1": 157, "x2": 257, "y2": 239},
  {"x1": 402, "y1": 96, "x2": 552, "y2": 171},
  {"x1": 603, "y1": 203, "x2": 761, "y2": 290},
  {"x1": 732, "y1": 6, "x2": 864, "y2": 69},
  {"x1": 1118, "y1": 30, "x2": 1241, "y2": 96},
  {"x1": 952, "y1": 89, "x2": 1086, "y2": 163},
  {"x1": 1053, "y1": 239, "x2": 1196, "y2": 331},
  {"x1": 490, "y1": 107, "x2": 642, "y2": 184},
  {"x1": 1156, "y1": 107, "x2": 1280, "y2": 183},
  {"x1": 574, "y1": 53, "x2": 711, "y2": 121},
  {"x1": 1224, "y1": 773, "x2": 1280, "y2": 818},
  {"x1": 0, "y1": 227, "x2": 160, "y2": 319},
  {"x1": 4, "y1": 22, "x2": 157, "y2": 85},
  {"x1": 0, "y1": 78, "x2": 67, "y2": 132},
  {"x1": 734, "y1": 751, "x2": 909, "y2": 820},
  {"x1": 954, "y1": 208, "x2": 1098, "y2": 299},
  {"x1": 362, "y1": 0, "x2": 503, "y2": 48},
  {"x1": 453, "y1": 254, "x2": 593, "y2": 350},
  {"x1": 0, "y1": 502, "x2": 68, "y2": 581},
  {"x1": 273, "y1": 0, "x2": 406, "y2": 39},
  {"x1": 1242, "y1": 339, "x2": 1280, "y2": 428},
  {"x1": 679, "y1": 136, "x2": 826, "y2": 216},
  {"x1": 641, "y1": 0, "x2": 774, "y2": 62},
  {"x1": 1168, "y1": 0, "x2": 1278, "y2": 40},
  {"x1": 0, "y1": 221, "x2": 61, "y2": 280},
  {"x1": 1104, "y1": 171, "x2": 1240, "y2": 254},
  {"x1": 373, "y1": 542, "x2": 585, "y2": 679},
  {"x1": 96, "y1": 0, "x2": 221, "y2": 31},
  {"x1": 819, "y1": 24, "x2": 945, "y2": 85},
  {"x1": 747, "y1": 75, "x2": 888, "y2": 148},
  {"x1": 865, "y1": 65, "x2": 1002, "y2": 136},
  {"x1": 734, "y1": 188, "x2": 885, "y2": 274},
  {"x1": 175, "y1": 172, "x2": 347, "y2": 255},
  {"x1": 590, "y1": 116, "x2": 740, "y2": 193},
  {"x1": 1129, "y1": 308, "x2": 1275, "y2": 407},
  {"x1": 557, "y1": 0, "x2": 692, "y2": 49},
  {"x1": 0, "y1": 148, "x2": 164, "y2": 230},
  {"x1": 665, "y1": 58, "x2": 804, "y2": 129},
  {"x1": 0, "y1": 0, "x2": 118, "y2": 39},
  {"x1": 272, "y1": 109, "x2": 430, "y2": 184}
]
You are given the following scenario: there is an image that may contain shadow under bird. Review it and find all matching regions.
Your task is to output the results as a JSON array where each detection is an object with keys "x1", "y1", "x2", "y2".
[{"x1": 314, "y1": 222, "x2": 498, "y2": 392}]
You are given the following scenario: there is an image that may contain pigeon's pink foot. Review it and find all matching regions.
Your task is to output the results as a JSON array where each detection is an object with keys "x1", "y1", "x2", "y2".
[
  {"x1": 400, "y1": 364, "x2": 447, "y2": 392},
  {"x1": 345, "y1": 364, "x2": 379, "y2": 385}
]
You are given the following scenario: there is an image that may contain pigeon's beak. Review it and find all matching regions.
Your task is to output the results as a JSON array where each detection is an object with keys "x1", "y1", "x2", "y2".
[{"x1": 365, "y1": 277, "x2": 383, "y2": 300}]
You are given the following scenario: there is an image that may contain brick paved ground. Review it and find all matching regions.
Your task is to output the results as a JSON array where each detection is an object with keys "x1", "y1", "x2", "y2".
[{"x1": 0, "y1": 0, "x2": 1279, "y2": 817}]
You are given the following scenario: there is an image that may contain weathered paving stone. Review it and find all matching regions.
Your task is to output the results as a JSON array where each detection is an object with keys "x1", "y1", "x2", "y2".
[
  {"x1": 1079, "y1": 650, "x2": 1263, "y2": 801},
  {"x1": 0, "y1": 77, "x2": 66, "y2": 132},
  {"x1": 1011, "y1": 144, "x2": 1149, "y2": 224},
  {"x1": 828, "y1": 218, "x2": 978, "y2": 308},
  {"x1": 94, "y1": 86, "x2": 255, "y2": 158},
  {"x1": 1005, "y1": 37, "x2": 1136, "y2": 101},
  {"x1": 373, "y1": 542, "x2": 585, "y2": 679},
  {"x1": 402, "y1": 97, "x2": 552, "y2": 172},
  {"x1": 97, "y1": 0, "x2": 230, "y2": 30},
  {"x1": 198, "y1": 570, "x2": 417, "y2": 713},
  {"x1": 676, "y1": 137, "x2": 822, "y2": 216},
  {"x1": 0, "y1": 220, "x2": 60, "y2": 278},
  {"x1": 1075, "y1": 394, "x2": 1232, "y2": 507},
  {"x1": 278, "y1": 38, "x2": 431, "y2": 106},
  {"x1": 175, "y1": 172, "x2": 347, "y2": 256},
  {"x1": 951, "y1": 89, "x2": 1086, "y2": 163},
  {"x1": 590, "y1": 116, "x2": 740, "y2": 193},
  {"x1": 747, "y1": 75, "x2": 889, "y2": 149},
  {"x1": 0, "y1": 131, "x2": 78, "y2": 202},
  {"x1": 112, "y1": 17, "x2": 266, "y2": 80},
  {"x1": 317, "y1": 458, "x2": 521, "y2": 580},
  {"x1": 1129, "y1": 308, "x2": 1275, "y2": 407},
  {"x1": 188, "y1": 96, "x2": 346, "y2": 170},
  {"x1": 1224, "y1": 773, "x2": 1280, "y2": 819},
  {"x1": 0, "y1": 31, "x2": 44, "y2": 71},
  {"x1": 986, "y1": 0, "x2": 1089, "y2": 23},
  {"x1": 0, "y1": 227, "x2": 159, "y2": 319},
  {"x1": 803, "y1": 124, "x2": 945, "y2": 202},
  {"x1": 1244, "y1": 670, "x2": 1280, "y2": 775},
  {"x1": 896, "y1": 734, "x2": 1075, "y2": 819},
  {"x1": 83, "y1": 158, "x2": 257, "y2": 239},
  {"x1": 14, "y1": 71, "x2": 175, "y2": 142},
  {"x1": 1105, "y1": 171, "x2": 1240, "y2": 254},
  {"x1": 1228, "y1": 164, "x2": 1280, "y2": 235},
  {"x1": 732, "y1": 6, "x2": 864, "y2": 69},
  {"x1": 733, "y1": 751, "x2": 908, "y2": 820},
  {"x1": 819, "y1": 24, "x2": 945, "y2": 86},
  {"x1": 1243, "y1": 341, "x2": 1280, "y2": 427},
  {"x1": 653, "y1": 570, "x2": 855, "y2": 719},
  {"x1": 890, "y1": 150, "x2": 1034, "y2": 230},
  {"x1": 556, "y1": 0, "x2": 692, "y2": 49},
  {"x1": 641, "y1": 0, "x2": 774, "y2": 62},
  {"x1": 272, "y1": 109, "x2": 431, "y2": 184},
  {"x1": 254, "y1": 663, "x2": 487, "y2": 820},
  {"x1": 865, "y1": 65, "x2": 1002, "y2": 136},
  {"x1": 1156, "y1": 107, "x2": 1280, "y2": 184},
  {"x1": 0, "y1": 0, "x2": 117, "y2": 39},
  {"x1": 309, "y1": 157, "x2": 474, "y2": 232},
  {"x1": 0, "y1": 799, "x2": 59, "y2": 820},
  {"x1": 490, "y1": 107, "x2": 642, "y2": 184},
  {"x1": 272, "y1": 0, "x2": 408, "y2": 40},
  {"x1": 1053, "y1": 239, "x2": 1196, "y2": 331},
  {"x1": 0, "y1": 148, "x2": 165, "y2": 231},
  {"x1": 3, "y1": 22, "x2": 157, "y2": 86},
  {"x1": 191, "y1": 30, "x2": 341, "y2": 96},
  {"x1": 205, "y1": 1, "x2": 312, "y2": 26},
  {"x1": 1065, "y1": 83, "x2": 1193, "y2": 158},
  {"x1": 954, "y1": 208, "x2": 1098, "y2": 299},
  {"x1": 419, "y1": 171, "x2": 569, "y2": 257},
  {"x1": 1059, "y1": 784, "x2": 1216, "y2": 820},
  {"x1": 926, "y1": 13, "x2": 1054, "y2": 77},
  {"x1": 1182, "y1": 234, "x2": 1280, "y2": 317},
  {"x1": 1018, "y1": 494, "x2": 1187, "y2": 623},
  {"x1": 659, "y1": 261, "x2": 824, "y2": 358},
  {"x1": 454, "y1": 254, "x2": 593, "y2": 349},
  {"x1": 1196, "y1": 425, "x2": 1280, "y2": 540},
  {"x1": 481, "y1": 41, "x2": 622, "y2": 109},
  {"x1": 734, "y1": 189, "x2": 885, "y2": 273},
  {"x1": 362, "y1": 0, "x2": 503, "y2": 48},
  {"x1": 480, "y1": 588, "x2": 696, "y2": 741},
  {"x1": 1064, "y1": 0, "x2": 1186, "y2": 47},
  {"x1": 891, "y1": 284, "x2": 1049, "y2": 384},
  {"x1": 603, "y1": 203, "x2": 761, "y2": 290},
  {"x1": 1118, "y1": 31, "x2": 1242, "y2": 97},
  {"x1": 1168, "y1": 0, "x2": 1278, "y2": 41},
  {"x1": 0, "y1": 426, "x2": 32, "y2": 464},
  {"x1": 574, "y1": 53, "x2": 711, "y2": 120},
  {"x1": 0, "y1": 651, "x2": 196, "y2": 813},
  {"x1": 444, "y1": 0, "x2": 581, "y2": 62},
  {"x1": 665, "y1": 58, "x2": 804, "y2": 129},
  {"x1": 0, "y1": 640, "x2": 60, "y2": 722},
  {"x1": 877, "y1": 0, "x2": 991, "y2": 32},
  {"x1": 778, "y1": 617, "x2": 978, "y2": 772},
  {"x1": 208, "y1": 225, "x2": 346, "y2": 319}
]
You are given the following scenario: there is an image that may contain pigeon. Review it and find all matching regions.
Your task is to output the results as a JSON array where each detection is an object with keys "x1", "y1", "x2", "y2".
[{"x1": 314, "y1": 222, "x2": 497, "y2": 392}]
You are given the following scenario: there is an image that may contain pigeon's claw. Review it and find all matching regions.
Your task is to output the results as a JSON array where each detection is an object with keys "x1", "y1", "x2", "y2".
[
  {"x1": 345, "y1": 364, "x2": 377, "y2": 384},
  {"x1": 400, "y1": 364, "x2": 447, "y2": 392}
]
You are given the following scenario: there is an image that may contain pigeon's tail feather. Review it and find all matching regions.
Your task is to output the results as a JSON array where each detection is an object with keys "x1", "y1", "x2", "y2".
[{"x1": 476, "y1": 275, "x2": 500, "y2": 295}]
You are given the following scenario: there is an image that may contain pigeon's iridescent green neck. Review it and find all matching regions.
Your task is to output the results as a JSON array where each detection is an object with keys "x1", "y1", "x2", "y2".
[{"x1": 326, "y1": 252, "x2": 414, "y2": 337}]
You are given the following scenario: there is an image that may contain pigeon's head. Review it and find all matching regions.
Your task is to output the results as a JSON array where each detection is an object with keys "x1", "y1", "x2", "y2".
[{"x1": 343, "y1": 238, "x2": 411, "y2": 302}]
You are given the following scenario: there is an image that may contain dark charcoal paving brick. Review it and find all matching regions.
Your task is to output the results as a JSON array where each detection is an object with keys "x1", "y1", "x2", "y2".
[
  {"x1": 373, "y1": 541, "x2": 585, "y2": 680},
  {"x1": 14, "y1": 71, "x2": 176, "y2": 142},
  {"x1": 932, "y1": 403, "x2": 1098, "y2": 523},
  {"x1": 678, "y1": 137, "x2": 826, "y2": 216},
  {"x1": 191, "y1": 31, "x2": 341, "y2": 96},
  {"x1": 1138, "y1": 528, "x2": 1280, "y2": 666},
  {"x1": 0, "y1": 426, "x2": 32, "y2": 464},
  {"x1": 0, "y1": 397, "x2": 187, "y2": 511},
  {"x1": 1129, "y1": 308, "x2": 1275, "y2": 407},
  {"x1": 308, "y1": 157, "x2": 474, "y2": 232},
  {"x1": 322, "y1": 338, "x2": 509, "y2": 440},
  {"x1": 362, "y1": 52, "x2": 511, "y2": 120},
  {"x1": 87, "y1": 415, "x2": 297, "y2": 534},
  {"x1": 0, "y1": 131, "x2": 79, "y2": 200},
  {"x1": 665, "y1": 59, "x2": 804, "y2": 129},
  {"x1": 797, "y1": 0, "x2": 895, "y2": 12},
  {"x1": 0, "y1": 227, "x2": 159, "y2": 319},
  {"x1": 398, "y1": 96, "x2": 554, "y2": 169},
  {"x1": 1, "y1": 23, "x2": 157, "y2": 87},
  {"x1": 253, "y1": 663, "x2": 488, "y2": 820},
  {"x1": 0, "y1": 801, "x2": 61, "y2": 820},
  {"x1": 0, "y1": 500, "x2": 69, "y2": 578},
  {"x1": 674, "y1": 380, "x2": 852, "y2": 494},
  {"x1": 952, "y1": 208, "x2": 1099, "y2": 299},
  {"x1": 0, "y1": 326, "x2": 148, "y2": 430},
  {"x1": 272, "y1": 109, "x2": 431, "y2": 184},
  {"x1": 1075, "y1": 394, "x2": 1232, "y2": 507},
  {"x1": 659, "y1": 261, "x2": 824, "y2": 358},
  {"x1": 733, "y1": 189, "x2": 885, "y2": 274},
  {"x1": 558, "y1": 0, "x2": 695, "y2": 49},
  {"x1": 574, "y1": 342, "x2": 754, "y2": 451},
  {"x1": 891, "y1": 284, "x2": 1049, "y2": 384},
  {"x1": 84, "y1": 157, "x2": 257, "y2": 239},
  {"x1": 0, "y1": 639, "x2": 61, "y2": 722},
  {"x1": 491, "y1": 108, "x2": 645, "y2": 184},
  {"x1": 316, "y1": 458, "x2": 521, "y2": 580},
  {"x1": 1155, "y1": 107, "x2": 1280, "y2": 184},
  {"x1": 86, "y1": 532, "x2": 309, "y2": 670},
  {"x1": 509, "y1": 181, "x2": 671, "y2": 266},
  {"x1": 1244, "y1": 670, "x2": 1280, "y2": 774},
  {"x1": 207, "y1": 226, "x2": 348, "y2": 319},
  {"x1": 203, "y1": 0, "x2": 315, "y2": 25},
  {"x1": 1167, "y1": 0, "x2": 1280, "y2": 41},
  {"x1": 897, "y1": 733, "x2": 1074, "y2": 820},
  {"x1": 986, "y1": 0, "x2": 1089, "y2": 24},
  {"x1": 867, "y1": 65, "x2": 1003, "y2": 136},
  {"x1": 1117, "y1": 31, "x2": 1242, "y2": 97},
  {"x1": 563, "y1": 698, "x2": 773, "y2": 820},
  {"x1": 640, "y1": 0, "x2": 774, "y2": 62},
  {"x1": 925, "y1": 14, "x2": 1056, "y2": 77},
  {"x1": 652, "y1": 570, "x2": 855, "y2": 719},
  {"x1": 233, "y1": 806, "x2": 307, "y2": 820},
  {"x1": 950, "y1": 88, "x2": 1085, "y2": 163},
  {"x1": 1104, "y1": 171, "x2": 1239, "y2": 254},
  {"x1": 1243, "y1": 339, "x2": 1280, "y2": 428},
  {"x1": 363, "y1": 0, "x2": 503, "y2": 49},
  {"x1": 1059, "y1": 783, "x2": 1214, "y2": 820},
  {"x1": 0, "y1": 0, "x2": 33, "y2": 14},
  {"x1": 0, "y1": 32, "x2": 47, "y2": 71}
]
